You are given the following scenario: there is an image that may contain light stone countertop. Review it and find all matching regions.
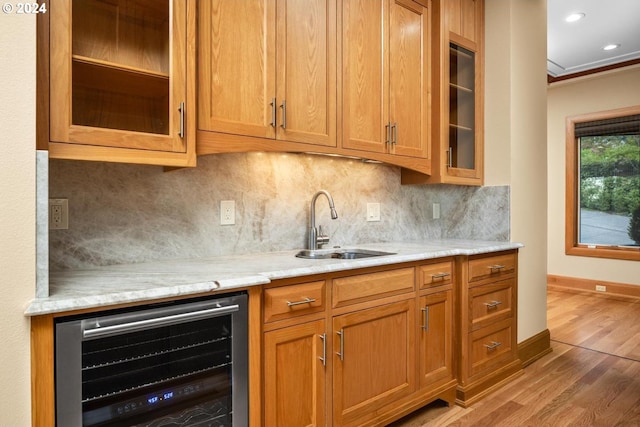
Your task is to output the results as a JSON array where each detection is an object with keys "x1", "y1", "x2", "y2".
[{"x1": 26, "y1": 240, "x2": 523, "y2": 316}]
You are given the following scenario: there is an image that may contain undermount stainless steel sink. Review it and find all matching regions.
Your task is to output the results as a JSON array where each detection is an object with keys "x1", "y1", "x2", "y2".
[{"x1": 295, "y1": 249, "x2": 396, "y2": 260}]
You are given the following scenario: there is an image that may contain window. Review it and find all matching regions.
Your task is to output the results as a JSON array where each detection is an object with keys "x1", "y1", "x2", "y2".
[{"x1": 566, "y1": 106, "x2": 640, "y2": 261}]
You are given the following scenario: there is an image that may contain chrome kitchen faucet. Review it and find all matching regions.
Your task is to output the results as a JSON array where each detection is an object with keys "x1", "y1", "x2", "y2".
[{"x1": 308, "y1": 190, "x2": 338, "y2": 250}]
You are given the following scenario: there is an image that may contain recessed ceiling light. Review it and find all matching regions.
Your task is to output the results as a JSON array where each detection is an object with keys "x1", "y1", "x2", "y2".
[
  {"x1": 565, "y1": 13, "x2": 585, "y2": 22},
  {"x1": 603, "y1": 44, "x2": 620, "y2": 51}
]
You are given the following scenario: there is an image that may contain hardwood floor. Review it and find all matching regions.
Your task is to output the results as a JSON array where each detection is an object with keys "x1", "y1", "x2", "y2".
[{"x1": 390, "y1": 289, "x2": 640, "y2": 426}]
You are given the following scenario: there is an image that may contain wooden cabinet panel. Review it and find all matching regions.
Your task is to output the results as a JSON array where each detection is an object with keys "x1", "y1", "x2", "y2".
[
  {"x1": 332, "y1": 267, "x2": 415, "y2": 308},
  {"x1": 388, "y1": 0, "x2": 430, "y2": 158},
  {"x1": 198, "y1": 0, "x2": 336, "y2": 147},
  {"x1": 341, "y1": 0, "x2": 387, "y2": 153},
  {"x1": 447, "y1": 0, "x2": 480, "y2": 43},
  {"x1": 468, "y1": 319, "x2": 514, "y2": 379},
  {"x1": 468, "y1": 252, "x2": 517, "y2": 283},
  {"x1": 419, "y1": 260, "x2": 453, "y2": 289},
  {"x1": 341, "y1": 0, "x2": 430, "y2": 159},
  {"x1": 333, "y1": 299, "x2": 416, "y2": 426},
  {"x1": 197, "y1": 0, "x2": 276, "y2": 139},
  {"x1": 275, "y1": 0, "x2": 336, "y2": 146},
  {"x1": 264, "y1": 320, "x2": 326, "y2": 427},
  {"x1": 263, "y1": 281, "x2": 326, "y2": 323},
  {"x1": 418, "y1": 290, "x2": 454, "y2": 388},
  {"x1": 469, "y1": 278, "x2": 514, "y2": 331}
]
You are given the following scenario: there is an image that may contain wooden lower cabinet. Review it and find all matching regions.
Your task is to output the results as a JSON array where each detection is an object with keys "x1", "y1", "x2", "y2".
[
  {"x1": 456, "y1": 250, "x2": 523, "y2": 407},
  {"x1": 332, "y1": 299, "x2": 416, "y2": 427},
  {"x1": 263, "y1": 319, "x2": 327, "y2": 427},
  {"x1": 262, "y1": 261, "x2": 462, "y2": 427}
]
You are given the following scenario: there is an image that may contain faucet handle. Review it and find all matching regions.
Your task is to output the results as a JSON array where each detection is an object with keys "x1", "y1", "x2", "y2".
[{"x1": 317, "y1": 225, "x2": 330, "y2": 248}]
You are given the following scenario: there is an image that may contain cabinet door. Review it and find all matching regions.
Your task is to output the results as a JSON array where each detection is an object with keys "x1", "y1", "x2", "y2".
[
  {"x1": 275, "y1": 0, "x2": 336, "y2": 146},
  {"x1": 333, "y1": 300, "x2": 415, "y2": 427},
  {"x1": 198, "y1": 0, "x2": 277, "y2": 139},
  {"x1": 341, "y1": 0, "x2": 388, "y2": 154},
  {"x1": 264, "y1": 320, "x2": 326, "y2": 427},
  {"x1": 418, "y1": 290, "x2": 454, "y2": 388},
  {"x1": 388, "y1": 0, "x2": 430, "y2": 158},
  {"x1": 49, "y1": 0, "x2": 189, "y2": 155}
]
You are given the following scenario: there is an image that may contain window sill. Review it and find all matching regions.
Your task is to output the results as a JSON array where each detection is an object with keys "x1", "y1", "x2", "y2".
[{"x1": 566, "y1": 245, "x2": 640, "y2": 261}]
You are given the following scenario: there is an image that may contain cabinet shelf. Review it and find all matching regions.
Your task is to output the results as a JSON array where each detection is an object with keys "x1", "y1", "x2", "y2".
[
  {"x1": 72, "y1": 55, "x2": 170, "y2": 81},
  {"x1": 449, "y1": 82, "x2": 473, "y2": 93},
  {"x1": 72, "y1": 55, "x2": 169, "y2": 135},
  {"x1": 449, "y1": 124, "x2": 473, "y2": 132}
]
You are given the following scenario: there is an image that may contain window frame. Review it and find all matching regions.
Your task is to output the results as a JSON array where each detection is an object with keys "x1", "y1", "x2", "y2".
[{"x1": 565, "y1": 106, "x2": 640, "y2": 261}]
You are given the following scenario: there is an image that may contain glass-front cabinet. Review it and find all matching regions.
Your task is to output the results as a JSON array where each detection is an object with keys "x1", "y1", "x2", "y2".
[
  {"x1": 448, "y1": 43, "x2": 476, "y2": 171},
  {"x1": 40, "y1": 0, "x2": 195, "y2": 166},
  {"x1": 401, "y1": 0, "x2": 483, "y2": 186}
]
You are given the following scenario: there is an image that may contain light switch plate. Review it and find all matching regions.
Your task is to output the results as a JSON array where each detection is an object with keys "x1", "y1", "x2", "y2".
[
  {"x1": 367, "y1": 203, "x2": 381, "y2": 222},
  {"x1": 432, "y1": 203, "x2": 440, "y2": 219}
]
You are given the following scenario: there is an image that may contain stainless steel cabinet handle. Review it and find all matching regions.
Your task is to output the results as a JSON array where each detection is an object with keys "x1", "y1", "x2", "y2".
[
  {"x1": 431, "y1": 272, "x2": 451, "y2": 280},
  {"x1": 178, "y1": 101, "x2": 185, "y2": 138},
  {"x1": 484, "y1": 341, "x2": 502, "y2": 351},
  {"x1": 280, "y1": 100, "x2": 287, "y2": 129},
  {"x1": 83, "y1": 304, "x2": 239, "y2": 339},
  {"x1": 336, "y1": 329, "x2": 344, "y2": 361},
  {"x1": 392, "y1": 123, "x2": 398, "y2": 145},
  {"x1": 286, "y1": 297, "x2": 316, "y2": 307},
  {"x1": 270, "y1": 98, "x2": 276, "y2": 127},
  {"x1": 385, "y1": 123, "x2": 391, "y2": 145},
  {"x1": 484, "y1": 300, "x2": 503, "y2": 309},
  {"x1": 488, "y1": 265, "x2": 506, "y2": 271},
  {"x1": 319, "y1": 334, "x2": 326, "y2": 367},
  {"x1": 421, "y1": 306, "x2": 429, "y2": 331},
  {"x1": 447, "y1": 148, "x2": 453, "y2": 168}
]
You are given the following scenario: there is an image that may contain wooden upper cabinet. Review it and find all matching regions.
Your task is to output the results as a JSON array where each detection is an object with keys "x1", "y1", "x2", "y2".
[
  {"x1": 41, "y1": 0, "x2": 195, "y2": 166},
  {"x1": 341, "y1": 0, "x2": 430, "y2": 159},
  {"x1": 401, "y1": 0, "x2": 484, "y2": 186},
  {"x1": 197, "y1": 0, "x2": 336, "y2": 147}
]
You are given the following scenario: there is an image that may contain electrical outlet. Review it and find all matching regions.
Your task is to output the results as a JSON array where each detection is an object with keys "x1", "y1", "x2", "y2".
[
  {"x1": 49, "y1": 198, "x2": 69, "y2": 230},
  {"x1": 595, "y1": 285, "x2": 606, "y2": 292},
  {"x1": 220, "y1": 200, "x2": 235, "y2": 225},
  {"x1": 367, "y1": 203, "x2": 381, "y2": 222}
]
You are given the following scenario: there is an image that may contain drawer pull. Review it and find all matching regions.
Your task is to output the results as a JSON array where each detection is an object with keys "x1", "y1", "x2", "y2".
[
  {"x1": 488, "y1": 264, "x2": 505, "y2": 271},
  {"x1": 286, "y1": 297, "x2": 316, "y2": 307},
  {"x1": 484, "y1": 300, "x2": 503, "y2": 309},
  {"x1": 431, "y1": 272, "x2": 451, "y2": 280},
  {"x1": 484, "y1": 341, "x2": 502, "y2": 351}
]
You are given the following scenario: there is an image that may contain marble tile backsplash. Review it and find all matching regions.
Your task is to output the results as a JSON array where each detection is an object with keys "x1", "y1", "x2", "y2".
[{"x1": 49, "y1": 153, "x2": 510, "y2": 270}]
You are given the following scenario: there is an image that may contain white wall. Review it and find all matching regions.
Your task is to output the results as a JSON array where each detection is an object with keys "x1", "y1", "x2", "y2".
[
  {"x1": 485, "y1": 0, "x2": 549, "y2": 341},
  {"x1": 0, "y1": 14, "x2": 36, "y2": 427},
  {"x1": 547, "y1": 66, "x2": 640, "y2": 286}
]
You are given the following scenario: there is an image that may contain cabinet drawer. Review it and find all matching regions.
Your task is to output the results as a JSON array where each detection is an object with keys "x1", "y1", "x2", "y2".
[
  {"x1": 263, "y1": 281, "x2": 326, "y2": 323},
  {"x1": 468, "y1": 319, "x2": 515, "y2": 378},
  {"x1": 333, "y1": 268, "x2": 415, "y2": 308},
  {"x1": 468, "y1": 252, "x2": 516, "y2": 283},
  {"x1": 469, "y1": 278, "x2": 514, "y2": 330},
  {"x1": 419, "y1": 261, "x2": 453, "y2": 289}
]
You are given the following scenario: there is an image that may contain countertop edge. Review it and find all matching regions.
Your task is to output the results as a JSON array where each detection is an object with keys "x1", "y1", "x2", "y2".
[{"x1": 26, "y1": 241, "x2": 523, "y2": 316}]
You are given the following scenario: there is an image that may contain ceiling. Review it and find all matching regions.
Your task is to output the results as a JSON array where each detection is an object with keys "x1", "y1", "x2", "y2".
[{"x1": 547, "y1": 0, "x2": 640, "y2": 80}]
